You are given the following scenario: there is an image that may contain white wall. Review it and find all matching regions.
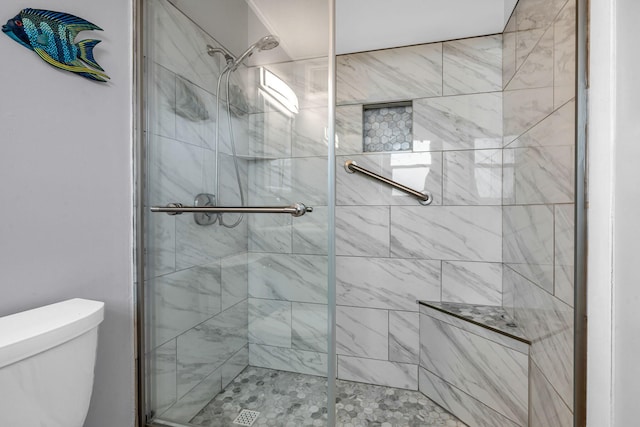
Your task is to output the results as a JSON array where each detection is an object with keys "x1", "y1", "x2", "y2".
[
  {"x1": 588, "y1": 0, "x2": 640, "y2": 425},
  {"x1": 0, "y1": 1, "x2": 134, "y2": 426},
  {"x1": 586, "y1": 0, "x2": 614, "y2": 424},
  {"x1": 612, "y1": 0, "x2": 640, "y2": 424}
]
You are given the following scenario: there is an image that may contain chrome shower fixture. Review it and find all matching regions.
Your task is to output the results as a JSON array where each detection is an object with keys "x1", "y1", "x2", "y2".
[
  {"x1": 207, "y1": 44, "x2": 235, "y2": 66},
  {"x1": 206, "y1": 35, "x2": 280, "y2": 71}
]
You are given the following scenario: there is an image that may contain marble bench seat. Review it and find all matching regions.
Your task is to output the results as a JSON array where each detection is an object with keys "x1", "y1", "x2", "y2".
[{"x1": 418, "y1": 301, "x2": 531, "y2": 427}]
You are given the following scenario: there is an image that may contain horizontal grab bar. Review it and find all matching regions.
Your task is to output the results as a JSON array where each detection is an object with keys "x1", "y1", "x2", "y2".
[
  {"x1": 344, "y1": 160, "x2": 432, "y2": 205},
  {"x1": 150, "y1": 203, "x2": 314, "y2": 217}
]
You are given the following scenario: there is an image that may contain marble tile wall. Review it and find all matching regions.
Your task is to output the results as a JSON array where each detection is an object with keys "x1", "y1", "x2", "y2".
[
  {"x1": 419, "y1": 311, "x2": 529, "y2": 426},
  {"x1": 146, "y1": 0, "x2": 251, "y2": 420},
  {"x1": 334, "y1": 34, "x2": 504, "y2": 390},
  {"x1": 502, "y1": 0, "x2": 576, "y2": 425},
  {"x1": 245, "y1": 57, "x2": 330, "y2": 377}
]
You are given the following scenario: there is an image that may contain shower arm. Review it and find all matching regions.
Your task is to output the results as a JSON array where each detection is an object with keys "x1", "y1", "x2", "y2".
[{"x1": 150, "y1": 203, "x2": 314, "y2": 218}]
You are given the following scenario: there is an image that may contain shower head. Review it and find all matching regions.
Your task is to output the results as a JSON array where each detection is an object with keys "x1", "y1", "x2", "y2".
[
  {"x1": 230, "y1": 35, "x2": 280, "y2": 70},
  {"x1": 254, "y1": 35, "x2": 280, "y2": 51}
]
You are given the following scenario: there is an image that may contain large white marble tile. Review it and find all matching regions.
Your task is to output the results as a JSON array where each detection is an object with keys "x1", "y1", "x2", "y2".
[
  {"x1": 336, "y1": 104, "x2": 363, "y2": 155},
  {"x1": 442, "y1": 261, "x2": 503, "y2": 306},
  {"x1": 150, "y1": 339, "x2": 177, "y2": 417},
  {"x1": 503, "y1": 205, "x2": 555, "y2": 292},
  {"x1": 515, "y1": 28, "x2": 546, "y2": 72},
  {"x1": 292, "y1": 156, "x2": 328, "y2": 205},
  {"x1": 418, "y1": 367, "x2": 521, "y2": 427},
  {"x1": 554, "y1": 0, "x2": 577, "y2": 108},
  {"x1": 555, "y1": 204, "x2": 575, "y2": 306},
  {"x1": 382, "y1": 152, "x2": 443, "y2": 205},
  {"x1": 516, "y1": 0, "x2": 567, "y2": 31},
  {"x1": 212, "y1": 153, "x2": 249, "y2": 210},
  {"x1": 262, "y1": 57, "x2": 328, "y2": 112},
  {"x1": 414, "y1": 93, "x2": 503, "y2": 151},
  {"x1": 292, "y1": 107, "x2": 329, "y2": 157},
  {"x1": 148, "y1": 62, "x2": 176, "y2": 139},
  {"x1": 249, "y1": 344, "x2": 328, "y2": 377},
  {"x1": 443, "y1": 149, "x2": 502, "y2": 205},
  {"x1": 201, "y1": 150, "x2": 245, "y2": 210},
  {"x1": 337, "y1": 43, "x2": 442, "y2": 105},
  {"x1": 221, "y1": 346, "x2": 249, "y2": 389},
  {"x1": 216, "y1": 102, "x2": 250, "y2": 156},
  {"x1": 503, "y1": 87, "x2": 554, "y2": 144},
  {"x1": 389, "y1": 311, "x2": 420, "y2": 364},
  {"x1": 248, "y1": 298, "x2": 291, "y2": 348},
  {"x1": 443, "y1": 35, "x2": 502, "y2": 95},
  {"x1": 249, "y1": 110, "x2": 292, "y2": 158},
  {"x1": 249, "y1": 159, "x2": 322, "y2": 208},
  {"x1": 530, "y1": 361, "x2": 574, "y2": 427},
  {"x1": 221, "y1": 253, "x2": 248, "y2": 311},
  {"x1": 149, "y1": 0, "x2": 223, "y2": 96},
  {"x1": 507, "y1": 27, "x2": 554, "y2": 92},
  {"x1": 336, "y1": 206, "x2": 389, "y2": 257},
  {"x1": 336, "y1": 256, "x2": 440, "y2": 310},
  {"x1": 163, "y1": 368, "x2": 221, "y2": 424},
  {"x1": 174, "y1": 77, "x2": 216, "y2": 148},
  {"x1": 336, "y1": 154, "x2": 385, "y2": 205},
  {"x1": 336, "y1": 306, "x2": 388, "y2": 360},
  {"x1": 336, "y1": 152, "x2": 443, "y2": 206},
  {"x1": 338, "y1": 356, "x2": 418, "y2": 390},
  {"x1": 248, "y1": 158, "x2": 293, "y2": 205},
  {"x1": 502, "y1": 149, "x2": 516, "y2": 205},
  {"x1": 506, "y1": 99, "x2": 575, "y2": 148},
  {"x1": 419, "y1": 305, "x2": 530, "y2": 354},
  {"x1": 147, "y1": 212, "x2": 176, "y2": 277},
  {"x1": 508, "y1": 267, "x2": 574, "y2": 410},
  {"x1": 148, "y1": 135, "x2": 204, "y2": 206},
  {"x1": 292, "y1": 205, "x2": 328, "y2": 255},
  {"x1": 292, "y1": 302, "x2": 328, "y2": 353},
  {"x1": 248, "y1": 253, "x2": 327, "y2": 303},
  {"x1": 503, "y1": 29, "x2": 517, "y2": 89},
  {"x1": 390, "y1": 206, "x2": 502, "y2": 262},
  {"x1": 419, "y1": 315, "x2": 528, "y2": 425},
  {"x1": 512, "y1": 145, "x2": 574, "y2": 204},
  {"x1": 149, "y1": 263, "x2": 222, "y2": 346},
  {"x1": 248, "y1": 213, "x2": 292, "y2": 253},
  {"x1": 175, "y1": 213, "x2": 247, "y2": 270},
  {"x1": 176, "y1": 301, "x2": 247, "y2": 397}
]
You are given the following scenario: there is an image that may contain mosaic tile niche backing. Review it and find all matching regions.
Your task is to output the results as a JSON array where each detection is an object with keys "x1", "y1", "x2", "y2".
[{"x1": 363, "y1": 104, "x2": 413, "y2": 152}]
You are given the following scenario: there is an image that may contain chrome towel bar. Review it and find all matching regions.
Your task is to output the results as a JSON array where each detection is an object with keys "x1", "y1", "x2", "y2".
[
  {"x1": 344, "y1": 160, "x2": 432, "y2": 205},
  {"x1": 151, "y1": 203, "x2": 314, "y2": 217}
]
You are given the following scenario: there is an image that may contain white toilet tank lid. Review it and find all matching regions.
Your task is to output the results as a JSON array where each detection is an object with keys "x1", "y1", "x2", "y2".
[{"x1": 0, "y1": 298, "x2": 105, "y2": 369}]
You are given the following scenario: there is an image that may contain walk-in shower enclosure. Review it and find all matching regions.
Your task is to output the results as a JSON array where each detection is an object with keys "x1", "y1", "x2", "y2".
[
  {"x1": 142, "y1": 0, "x2": 333, "y2": 424},
  {"x1": 139, "y1": 0, "x2": 583, "y2": 425}
]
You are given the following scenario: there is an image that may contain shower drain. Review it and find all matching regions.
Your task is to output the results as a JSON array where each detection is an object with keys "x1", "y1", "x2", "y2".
[{"x1": 233, "y1": 409, "x2": 260, "y2": 426}]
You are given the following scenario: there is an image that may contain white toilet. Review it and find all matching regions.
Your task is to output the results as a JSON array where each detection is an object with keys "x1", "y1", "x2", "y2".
[{"x1": 0, "y1": 298, "x2": 105, "y2": 427}]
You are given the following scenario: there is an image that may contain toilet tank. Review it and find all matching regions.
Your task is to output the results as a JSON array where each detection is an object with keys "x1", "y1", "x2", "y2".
[{"x1": 0, "y1": 298, "x2": 105, "y2": 427}]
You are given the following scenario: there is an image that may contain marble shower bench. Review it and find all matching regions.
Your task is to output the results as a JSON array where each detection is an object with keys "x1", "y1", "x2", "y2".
[{"x1": 418, "y1": 301, "x2": 531, "y2": 427}]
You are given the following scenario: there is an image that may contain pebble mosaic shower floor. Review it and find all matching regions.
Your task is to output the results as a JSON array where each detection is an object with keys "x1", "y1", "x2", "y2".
[{"x1": 190, "y1": 367, "x2": 467, "y2": 427}]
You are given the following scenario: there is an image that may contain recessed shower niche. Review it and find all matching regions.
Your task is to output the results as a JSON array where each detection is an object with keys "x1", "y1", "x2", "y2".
[{"x1": 363, "y1": 102, "x2": 413, "y2": 152}]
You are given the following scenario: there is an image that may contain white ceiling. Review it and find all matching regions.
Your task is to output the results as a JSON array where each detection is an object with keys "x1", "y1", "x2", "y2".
[
  {"x1": 169, "y1": 0, "x2": 517, "y2": 64},
  {"x1": 336, "y1": 0, "x2": 518, "y2": 54}
]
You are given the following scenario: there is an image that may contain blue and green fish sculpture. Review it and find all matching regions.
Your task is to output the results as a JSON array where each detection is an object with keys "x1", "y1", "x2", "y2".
[{"x1": 2, "y1": 8, "x2": 109, "y2": 82}]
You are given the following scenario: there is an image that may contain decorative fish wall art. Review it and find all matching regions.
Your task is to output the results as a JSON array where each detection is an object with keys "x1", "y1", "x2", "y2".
[{"x1": 2, "y1": 8, "x2": 110, "y2": 82}]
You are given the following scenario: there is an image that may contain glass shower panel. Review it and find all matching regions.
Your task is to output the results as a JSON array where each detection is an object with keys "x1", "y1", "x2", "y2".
[{"x1": 143, "y1": 0, "x2": 331, "y2": 425}]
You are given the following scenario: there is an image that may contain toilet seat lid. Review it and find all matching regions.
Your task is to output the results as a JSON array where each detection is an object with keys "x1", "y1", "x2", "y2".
[{"x1": 0, "y1": 298, "x2": 104, "y2": 369}]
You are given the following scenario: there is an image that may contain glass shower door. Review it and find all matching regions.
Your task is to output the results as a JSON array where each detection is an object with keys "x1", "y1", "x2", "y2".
[{"x1": 142, "y1": 0, "x2": 332, "y2": 425}]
